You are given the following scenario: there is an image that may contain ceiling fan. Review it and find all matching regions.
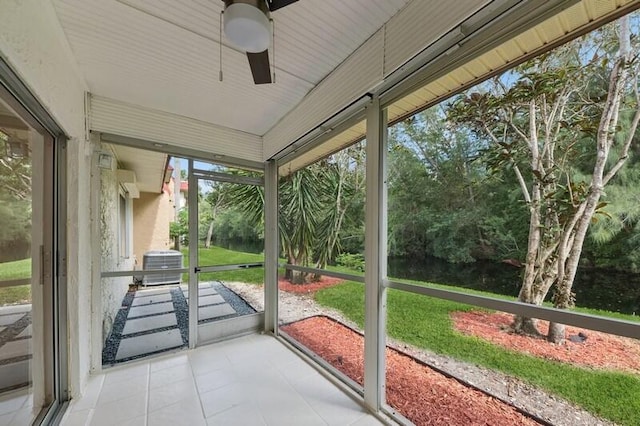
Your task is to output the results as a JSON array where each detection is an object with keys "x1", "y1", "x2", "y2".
[{"x1": 222, "y1": 0, "x2": 298, "y2": 84}]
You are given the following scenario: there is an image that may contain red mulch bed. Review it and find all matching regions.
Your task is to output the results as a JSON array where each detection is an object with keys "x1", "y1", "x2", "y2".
[
  {"x1": 278, "y1": 276, "x2": 344, "y2": 294},
  {"x1": 282, "y1": 316, "x2": 540, "y2": 426},
  {"x1": 452, "y1": 311, "x2": 640, "y2": 373}
]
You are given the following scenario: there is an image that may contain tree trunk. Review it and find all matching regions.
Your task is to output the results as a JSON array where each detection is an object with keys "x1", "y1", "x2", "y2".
[
  {"x1": 284, "y1": 251, "x2": 308, "y2": 284},
  {"x1": 284, "y1": 252, "x2": 294, "y2": 280},
  {"x1": 513, "y1": 168, "x2": 543, "y2": 334},
  {"x1": 291, "y1": 269, "x2": 305, "y2": 284},
  {"x1": 512, "y1": 316, "x2": 542, "y2": 336},
  {"x1": 547, "y1": 16, "x2": 634, "y2": 344},
  {"x1": 205, "y1": 221, "x2": 214, "y2": 249},
  {"x1": 547, "y1": 322, "x2": 566, "y2": 344}
]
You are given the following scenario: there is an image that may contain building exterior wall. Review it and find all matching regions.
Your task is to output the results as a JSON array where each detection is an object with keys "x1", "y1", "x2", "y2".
[
  {"x1": 133, "y1": 190, "x2": 174, "y2": 265},
  {"x1": 0, "y1": 0, "x2": 91, "y2": 397},
  {"x1": 99, "y1": 145, "x2": 135, "y2": 343}
]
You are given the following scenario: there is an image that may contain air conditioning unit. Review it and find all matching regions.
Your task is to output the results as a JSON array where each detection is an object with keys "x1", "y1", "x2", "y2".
[{"x1": 142, "y1": 250, "x2": 183, "y2": 286}]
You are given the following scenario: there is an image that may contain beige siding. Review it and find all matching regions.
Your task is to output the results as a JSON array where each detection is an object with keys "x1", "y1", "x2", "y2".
[{"x1": 133, "y1": 191, "x2": 175, "y2": 265}]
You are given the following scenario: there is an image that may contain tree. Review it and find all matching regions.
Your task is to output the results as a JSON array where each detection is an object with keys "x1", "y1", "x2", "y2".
[
  {"x1": 388, "y1": 107, "x2": 491, "y2": 263},
  {"x1": 170, "y1": 208, "x2": 188, "y2": 250},
  {"x1": 449, "y1": 16, "x2": 640, "y2": 342},
  {"x1": 0, "y1": 133, "x2": 32, "y2": 262},
  {"x1": 202, "y1": 182, "x2": 228, "y2": 249},
  {"x1": 225, "y1": 145, "x2": 365, "y2": 283},
  {"x1": 313, "y1": 144, "x2": 366, "y2": 270}
]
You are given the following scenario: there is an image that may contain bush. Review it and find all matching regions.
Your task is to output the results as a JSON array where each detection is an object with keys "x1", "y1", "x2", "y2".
[{"x1": 336, "y1": 253, "x2": 365, "y2": 272}]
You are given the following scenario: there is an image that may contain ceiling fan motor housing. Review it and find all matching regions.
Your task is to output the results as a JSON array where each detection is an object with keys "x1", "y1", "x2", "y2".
[{"x1": 223, "y1": 0, "x2": 271, "y2": 53}]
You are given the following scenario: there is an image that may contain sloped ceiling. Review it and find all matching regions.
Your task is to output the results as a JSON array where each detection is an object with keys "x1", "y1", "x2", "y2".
[{"x1": 52, "y1": 0, "x2": 410, "y2": 137}]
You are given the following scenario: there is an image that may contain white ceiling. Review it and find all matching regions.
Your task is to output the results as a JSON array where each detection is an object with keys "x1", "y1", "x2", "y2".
[
  {"x1": 109, "y1": 143, "x2": 168, "y2": 193},
  {"x1": 52, "y1": 0, "x2": 410, "y2": 137}
]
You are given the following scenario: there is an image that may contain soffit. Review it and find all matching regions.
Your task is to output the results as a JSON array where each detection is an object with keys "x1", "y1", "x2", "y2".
[
  {"x1": 387, "y1": 0, "x2": 640, "y2": 125},
  {"x1": 109, "y1": 144, "x2": 168, "y2": 193},
  {"x1": 279, "y1": 120, "x2": 366, "y2": 175},
  {"x1": 51, "y1": 0, "x2": 410, "y2": 137}
]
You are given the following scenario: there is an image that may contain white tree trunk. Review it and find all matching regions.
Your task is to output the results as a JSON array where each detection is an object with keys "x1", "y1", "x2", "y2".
[{"x1": 547, "y1": 16, "x2": 635, "y2": 344}]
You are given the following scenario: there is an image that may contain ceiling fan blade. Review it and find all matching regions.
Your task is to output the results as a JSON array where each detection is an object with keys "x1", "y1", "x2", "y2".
[
  {"x1": 266, "y1": 0, "x2": 298, "y2": 12},
  {"x1": 247, "y1": 50, "x2": 272, "y2": 84}
]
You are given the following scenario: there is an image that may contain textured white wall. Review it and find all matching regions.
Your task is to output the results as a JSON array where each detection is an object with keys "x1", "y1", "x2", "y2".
[
  {"x1": 0, "y1": 0, "x2": 90, "y2": 398},
  {"x1": 99, "y1": 154, "x2": 134, "y2": 342}
]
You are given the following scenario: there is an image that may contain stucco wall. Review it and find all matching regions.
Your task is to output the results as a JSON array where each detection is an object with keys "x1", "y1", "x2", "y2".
[
  {"x1": 0, "y1": 0, "x2": 90, "y2": 397},
  {"x1": 133, "y1": 191, "x2": 174, "y2": 265},
  {"x1": 99, "y1": 147, "x2": 134, "y2": 343}
]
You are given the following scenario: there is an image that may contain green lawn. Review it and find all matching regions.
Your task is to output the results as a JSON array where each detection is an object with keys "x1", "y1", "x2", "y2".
[
  {"x1": 0, "y1": 258, "x2": 32, "y2": 305},
  {"x1": 315, "y1": 281, "x2": 640, "y2": 426},
  {"x1": 0, "y1": 258, "x2": 31, "y2": 280},
  {"x1": 182, "y1": 246, "x2": 266, "y2": 284}
]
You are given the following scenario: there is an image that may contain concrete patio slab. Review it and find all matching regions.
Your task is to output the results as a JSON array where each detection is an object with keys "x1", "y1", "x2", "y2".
[
  {"x1": 199, "y1": 294, "x2": 226, "y2": 306},
  {"x1": 131, "y1": 293, "x2": 173, "y2": 306},
  {"x1": 127, "y1": 302, "x2": 174, "y2": 319},
  {"x1": 16, "y1": 326, "x2": 31, "y2": 338},
  {"x1": 136, "y1": 287, "x2": 174, "y2": 297},
  {"x1": 115, "y1": 329, "x2": 183, "y2": 361},
  {"x1": 0, "y1": 361, "x2": 29, "y2": 391},
  {"x1": 0, "y1": 305, "x2": 31, "y2": 315},
  {"x1": 183, "y1": 287, "x2": 218, "y2": 298},
  {"x1": 199, "y1": 304, "x2": 236, "y2": 321},
  {"x1": 0, "y1": 315, "x2": 25, "y2": 327},
  {"x1": 185, "y1": 294, "x2": 225, "y2": 307},
  {"x1": 0, "y1": 340, "x2": 30, "y2": 362},
  {"x1": 122, "y1": 313, "x2": 177, "y2": 336}
]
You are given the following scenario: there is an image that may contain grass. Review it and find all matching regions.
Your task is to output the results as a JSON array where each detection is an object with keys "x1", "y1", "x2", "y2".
[
  {"x1": 0, "y1": 258, "x2": 32, "y2": 305},
  {"x1": 0, "y1": 258, "x2": 31, "y2": 280},
  {"x1": 315, "y1": 281, "x2": 640, "y2": 426},
  {"x1": 181, "y1": 246, "x2": 266, "y2": 284}
]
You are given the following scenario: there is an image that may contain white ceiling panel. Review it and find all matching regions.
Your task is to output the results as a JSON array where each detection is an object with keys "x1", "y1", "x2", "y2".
[
  {"x1": 52, "y1": 0, "x2": 410, "y2": 138},
  {"x1": 109, "y1": 144, "x2": 168, "y2": 193},
  {"x1": 91, "y1": 95, "x2": 263, "y2": 162}
]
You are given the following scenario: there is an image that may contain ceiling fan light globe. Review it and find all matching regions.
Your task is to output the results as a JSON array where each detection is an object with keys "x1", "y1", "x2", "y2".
[{"x1": 224, "y1": 3, "x2": 271, "y2": 53}]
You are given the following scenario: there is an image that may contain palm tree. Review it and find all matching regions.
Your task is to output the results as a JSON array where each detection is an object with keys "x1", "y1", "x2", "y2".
[{"x1": 226, "y1": 150, "x2": 365, "y2": 283}]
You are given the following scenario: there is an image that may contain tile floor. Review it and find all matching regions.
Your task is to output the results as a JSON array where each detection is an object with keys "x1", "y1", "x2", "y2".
[
  {"x1": 62, "y1": 333, "x2": 387, "y2": 426},
  {"x1": 0, "y1": 388, "x2": 35, "y2": 426}
]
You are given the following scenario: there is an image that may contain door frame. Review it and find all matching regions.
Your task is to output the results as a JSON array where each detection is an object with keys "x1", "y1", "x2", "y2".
[
  {"x1": 0, "y1": 59, "x2": 68, "y2": 424},
  {"x1": 187, "y1": 160, "x2": 265, "y2": 348}
]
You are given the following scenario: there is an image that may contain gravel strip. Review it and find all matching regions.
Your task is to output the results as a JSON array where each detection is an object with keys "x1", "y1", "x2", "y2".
[
  {"x1": 222, "y1": 281, "x2": 614, "y2": 426},
  {"x1": 212, "y1": 282, "x2": 256, "y2": 317}
]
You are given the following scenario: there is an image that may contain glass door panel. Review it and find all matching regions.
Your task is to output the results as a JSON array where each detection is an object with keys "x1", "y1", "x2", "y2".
[{"x1": 0, "y1": 97, "x2": 53, "y2": 423}]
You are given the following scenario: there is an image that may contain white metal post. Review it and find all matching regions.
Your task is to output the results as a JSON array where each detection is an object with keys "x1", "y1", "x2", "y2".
[
  {"x1": 264, "y1": 159, "x2": 279, "y2": 334},
  {"x1": 364, "y1": 98, "x2": 388, "y2": 410},
  {"x1": 187, "y1": 159, "x2": 198, "y2": 348}
]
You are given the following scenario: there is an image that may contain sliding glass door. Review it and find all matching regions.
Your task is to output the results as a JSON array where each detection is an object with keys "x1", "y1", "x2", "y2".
[{"x1": 0, "y1": 88, "x2": 58, "y2": 424}]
